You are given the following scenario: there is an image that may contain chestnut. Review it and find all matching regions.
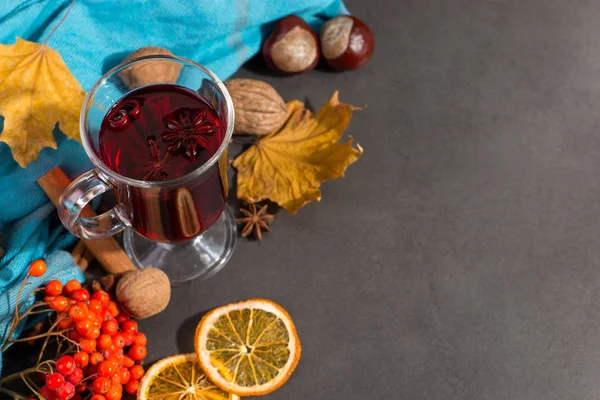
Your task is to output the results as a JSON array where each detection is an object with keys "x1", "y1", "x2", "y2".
[
  {"x1": 262, "y1": 15, "x2": 320, "y2": 74},
  {"x1": 320, "y1": 16, "x2": 374, "y2": 70}
]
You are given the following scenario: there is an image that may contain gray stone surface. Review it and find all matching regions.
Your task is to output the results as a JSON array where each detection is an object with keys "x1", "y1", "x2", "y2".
[
  {"x1": 8, "y1": 0, "x2": 600, "y2": 399},
  {"x1": 143, "y1": 1, "x2": 600, "y2": 399}
]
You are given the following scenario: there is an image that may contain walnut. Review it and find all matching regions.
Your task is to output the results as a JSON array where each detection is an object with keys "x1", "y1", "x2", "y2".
[
  {"x1": 224, "y1": 78, "x2": 287, "y2": 135},
  {"x1": 115, "y1": 268, "x2": 171, "y2": 319},
  {"x1": 119, "y1": 46, "x2": 182, "y2": 89}
]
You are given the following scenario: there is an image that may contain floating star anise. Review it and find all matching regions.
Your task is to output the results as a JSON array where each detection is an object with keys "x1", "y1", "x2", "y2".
[
  {"x1": 141, "y1": 136, "x2": 175, "y2": 181},
  {"x1": 161, "y1": 107, "x2": 216, "y2": 160},
  {"x1": 236, "y1": 203, "x2": 275, "y2": 240}
]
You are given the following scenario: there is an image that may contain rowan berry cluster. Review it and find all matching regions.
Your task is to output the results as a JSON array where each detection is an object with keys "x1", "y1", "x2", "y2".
[{"x1": 7, "y1": 260, "x2": 149, "y2": 400}]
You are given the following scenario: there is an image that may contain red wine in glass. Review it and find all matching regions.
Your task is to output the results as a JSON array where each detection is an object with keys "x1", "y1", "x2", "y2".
[{"x1": 98, "y1": 84, "x2": 227, "y2": 242}]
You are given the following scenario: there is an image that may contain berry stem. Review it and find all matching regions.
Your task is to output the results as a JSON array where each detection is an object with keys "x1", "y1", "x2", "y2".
[
  {"x1": 20, "y1": 373, "x2": 42, "y2": 399},
  {"x1": 27, "y1": 309, "x2": 54, "y2": 315},
  {"x1": 9, "y1": 329, "x2": 72, "y2": 344},
  {"x1": 55, "y1": 335, "x2": 64, "y2": 359},
  {"x1": 36, "y1": 360, "x2": 55, "y2": 376},
  {"x1": 36, "y1": 316, "x2": 68, "y2": 366},
  {"x1": 2, "y1": 281, "x2": 35, "y2": 351},
  {"x1": 0, "y1": 365, "x2": 39, "y2": 384},
  {"x1": 58, "y1": 333, "x2": 79, "y2": 348},
  {"x1": 0, "y1": 387, "x2": 28, "y2": 400},
  {"x1": 3, "y1": 306, "x2": 70, "y2": 352},
  {"x1": 13, "y1": 278, "x2": 30, "y2": 325},
  {"x1": 0, "y1": 361, "x2": 54, "y2": 398},
  {"x1": 23, "y1": 374, "x2": 40, "y2": 390}
]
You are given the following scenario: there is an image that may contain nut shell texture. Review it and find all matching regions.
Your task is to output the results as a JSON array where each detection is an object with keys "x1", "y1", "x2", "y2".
[
  {"x1": 119, "y1": 46, "x2": 182, "y2": 89},
  {"x1": 320, "y1": 16, "x2": 374, "y2": 70},
  {"x1": 225, "y1": 79, "x2": 287, "y2": 135},
  {"x1": 115, "y1": 268, "x2": 171, "y2": 319},
  {"x1": 262, "y1": 15, "x2": 320, "y2": 74}
]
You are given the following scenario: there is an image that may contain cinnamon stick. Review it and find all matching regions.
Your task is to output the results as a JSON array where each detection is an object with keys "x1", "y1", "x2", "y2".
[
  {"x1": 38, "y1": 167, "x2": 135, "y2": 274},
  {"x1": 77, "y1": 247, "x2": 94, "y2": 271},
  {"x1": 71, "y1": 239, "x2": 86, "y2": 264}
]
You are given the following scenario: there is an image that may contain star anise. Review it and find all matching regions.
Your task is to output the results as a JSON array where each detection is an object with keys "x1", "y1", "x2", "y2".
[
  {"x1": 237, "y1": 203, "x2": 275, "y2": 240},
  {"x1": 161, "y1": 107, "x2": 216, "y2": 160},
  {"x1": 140, "y1": 136, "x2": 175, "y2": 181}
]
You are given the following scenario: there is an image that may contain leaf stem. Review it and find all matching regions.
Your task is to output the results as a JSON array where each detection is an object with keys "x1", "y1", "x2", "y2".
[{"x1": 43, "y1": 0, "x2": 75, "y2": 45}]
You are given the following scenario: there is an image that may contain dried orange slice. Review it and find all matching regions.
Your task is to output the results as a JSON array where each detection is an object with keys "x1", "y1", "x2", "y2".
[
  {"x1": 138, "y1": 353, "x2": 239, "y2": 400},
  {"x1": 195, "y1": 299, "x2": 301, "y2": 396}
]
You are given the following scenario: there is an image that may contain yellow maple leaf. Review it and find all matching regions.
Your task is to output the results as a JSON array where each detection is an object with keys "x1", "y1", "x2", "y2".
[
  {"x1": 0, "y1": 37, "x2": 85, "y2": 167},
  {"x1": 233, "y1": 91, "x2": 363, "y2": 214}
]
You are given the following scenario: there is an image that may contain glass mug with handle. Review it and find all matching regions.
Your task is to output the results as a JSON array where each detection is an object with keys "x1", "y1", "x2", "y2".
[{"x1": 58, "y1": 55, "x2": 236, "y2": 285}]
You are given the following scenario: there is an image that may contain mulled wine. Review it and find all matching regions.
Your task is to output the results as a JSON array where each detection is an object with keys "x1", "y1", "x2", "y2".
[{"x1": 98, "y1": 84, "x2": 227, "y2": 242}]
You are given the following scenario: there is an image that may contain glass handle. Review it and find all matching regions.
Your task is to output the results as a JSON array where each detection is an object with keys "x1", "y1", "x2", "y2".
[{"x1": 57, "y1": 170, "x2": 126, "y2": 240}]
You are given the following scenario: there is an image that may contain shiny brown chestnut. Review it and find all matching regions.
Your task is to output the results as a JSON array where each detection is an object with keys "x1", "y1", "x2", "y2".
[
  {"x1": 262, "y1": 15, "x2": 320, "y2": 74},
  {"x1": 320, "y1": 16, "x2": 374, "y2": 70}
]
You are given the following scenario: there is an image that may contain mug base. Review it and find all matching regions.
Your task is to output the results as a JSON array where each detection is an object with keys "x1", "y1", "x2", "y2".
[{"x1": 123, "y1": 206, "x2": 237, "y2": 286}]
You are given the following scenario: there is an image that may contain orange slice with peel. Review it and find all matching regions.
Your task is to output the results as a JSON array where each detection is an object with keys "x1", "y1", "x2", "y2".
[
  {"x1": 138, "y1": 353, "x2": 238, "y2": 400},
  {"x1": 194, "y1": 299, "x2": 301, "y2": 396}
]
